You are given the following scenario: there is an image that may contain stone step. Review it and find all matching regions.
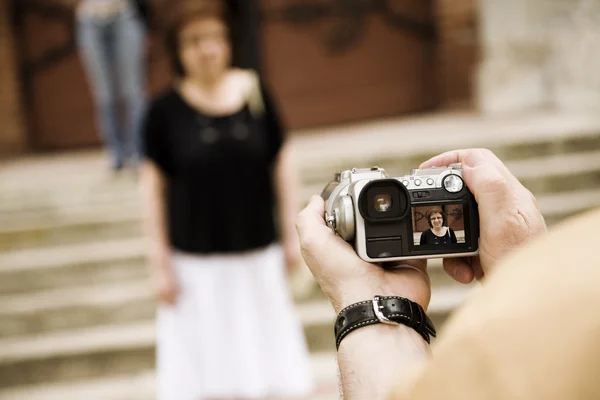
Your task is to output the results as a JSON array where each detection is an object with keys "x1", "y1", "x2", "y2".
[
  {"x1": 1, "y1": 112, "x2": 599, "y2": 213},
  {"x1": 1, "y1": 186, "x2": 598, "y2": 295},
  {"x1": 0, "y1": 208, "x2": 141, "y2": 252},
  {"x1": 0, "y1": 286, "x2": 470, "y2": 389},
  {"x1": 0, "y1": 259, "x2": 467, "y2": 337},
  {"x1": 536, "y1": 187, "x2": 600, "y2": 225},
  {"x1": 290, "y1": 112, "x2": 600, "y2": 182},
  {"x1": 2, "y1": 170, "x2": 599, "y2": 253},
  {"x1": 0, "y1": 234, "x2": 460, "y2": 299},
  {"x1": 0, "y1": 238, "x2": 147, "y2": 295},
  {"x1": 3, "y1": 149, "x2": 599, "y2": 225},
  {"x1": 0, "y1": 352, "x2": 340, "y2": 400},
  {"x1": 5, "y1": 147, "x2": 598, "y2": 224},
  {"x1": 299, "y1": 149, "x2": 600, "y2": 198}
]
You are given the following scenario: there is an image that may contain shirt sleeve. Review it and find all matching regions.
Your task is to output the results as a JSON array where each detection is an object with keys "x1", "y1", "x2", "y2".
[
  {"x1": 259, "y1": 81, "x2": 286, "y2": 163},
  {"x1": 142, "y1": 98, "x2": 171, "y2": 175}
]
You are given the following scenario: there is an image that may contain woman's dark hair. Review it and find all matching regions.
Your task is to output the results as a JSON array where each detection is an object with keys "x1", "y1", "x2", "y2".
[
  {"x1": 426, "y1": 208, "x2": 447, "y2": 228},
  {"x1": 159, "y1": 0, "x2": 232, "y2": 76}
]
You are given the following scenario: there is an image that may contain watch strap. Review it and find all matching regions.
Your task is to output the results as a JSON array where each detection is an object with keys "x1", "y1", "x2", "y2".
[{"x1": 334, "y1": 296, "x2": 436, "y2": 350}]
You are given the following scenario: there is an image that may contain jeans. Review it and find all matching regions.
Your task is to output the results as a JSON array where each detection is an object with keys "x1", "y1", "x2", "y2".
[{"x1": 76, "y1": 5, "x2": 146, "y2": 169}]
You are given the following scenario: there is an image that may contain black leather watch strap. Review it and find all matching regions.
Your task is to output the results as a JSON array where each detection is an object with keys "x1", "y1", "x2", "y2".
[{"x1": 334, "y1": 296, "x2": 436, "y2": 350}]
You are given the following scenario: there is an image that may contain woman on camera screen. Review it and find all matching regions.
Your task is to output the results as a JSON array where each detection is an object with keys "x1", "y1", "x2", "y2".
[{"x1": 419, "y1": 208, "x2": 458, "y2": 245}]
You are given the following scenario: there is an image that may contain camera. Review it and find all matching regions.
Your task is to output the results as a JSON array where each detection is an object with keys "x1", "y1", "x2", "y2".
[{"x1": 321, "y1": 164, "x2": 479, "y2": 262}]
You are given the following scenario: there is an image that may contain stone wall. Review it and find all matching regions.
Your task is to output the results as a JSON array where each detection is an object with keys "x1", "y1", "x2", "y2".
[
  {"x1": 477, "y1": 0, "x2": 600, "y2": 114},
  {"x1": 0, "y1": 0, "x2": 26, "y2": 156}
]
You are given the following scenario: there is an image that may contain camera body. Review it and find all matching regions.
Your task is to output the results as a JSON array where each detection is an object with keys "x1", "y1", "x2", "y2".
[{"x1": 321, "y1": 164, "x2": 479, "y2": 262}]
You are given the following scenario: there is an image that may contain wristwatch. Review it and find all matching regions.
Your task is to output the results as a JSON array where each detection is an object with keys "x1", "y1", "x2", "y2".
[{"x1": 334, "y1": 295, "x2": 436, "y2": 350}]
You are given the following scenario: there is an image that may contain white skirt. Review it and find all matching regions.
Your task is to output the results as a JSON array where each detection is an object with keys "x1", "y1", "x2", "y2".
[{"x1": 156, "y1": 244, "x2": 315, "y2": 400}]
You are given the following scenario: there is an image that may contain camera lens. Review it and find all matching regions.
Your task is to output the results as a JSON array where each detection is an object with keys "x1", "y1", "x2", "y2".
[
  {"x1": 443, "y1": 174, "x2": 464, "y2": 193},
  {"x1": 374, "y1": 194, "x2": 392, "y2": 212}
]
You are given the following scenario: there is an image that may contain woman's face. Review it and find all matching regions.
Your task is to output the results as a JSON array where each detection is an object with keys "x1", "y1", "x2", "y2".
[
  {"x1": 178, "y1": 16, "x2": 231, "y2": 80},
  {"x1": 430, "y1": 212, "x2": 444, "y2": 229}
]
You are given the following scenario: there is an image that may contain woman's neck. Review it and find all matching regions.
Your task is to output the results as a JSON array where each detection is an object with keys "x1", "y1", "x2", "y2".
[
  {"x1": 432, "y1": 226, "x2": 446, "y2": 235},
  {"x1": 186, "y1": 73, "x2": 226, "y2": 95}
]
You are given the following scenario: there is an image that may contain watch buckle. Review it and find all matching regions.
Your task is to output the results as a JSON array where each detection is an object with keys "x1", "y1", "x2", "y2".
[{"x1": 373, "y1": 296, "x2": 400, "y2": 326}]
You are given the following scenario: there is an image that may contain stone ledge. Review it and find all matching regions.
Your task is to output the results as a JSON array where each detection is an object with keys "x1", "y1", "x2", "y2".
[
  {"x1": 0, "y1": 285, "x2": 471, "y2": 364},
  {"x1": 0, "y1": 352, "x2": 340, "y2": 400}
]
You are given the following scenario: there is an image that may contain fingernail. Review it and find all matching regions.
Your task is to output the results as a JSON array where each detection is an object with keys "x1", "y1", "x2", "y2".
[{"x1": 466, "y1": 150, "x2": 486, "y2": 168}]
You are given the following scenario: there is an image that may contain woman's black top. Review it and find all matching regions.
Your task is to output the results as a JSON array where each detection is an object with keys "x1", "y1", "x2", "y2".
[
  {"x1": 419, "y1": 228, "x2": 457, "y2": 245},
  {"x1": 142, "y1": 84, "x2": 285, "y2": 254}
]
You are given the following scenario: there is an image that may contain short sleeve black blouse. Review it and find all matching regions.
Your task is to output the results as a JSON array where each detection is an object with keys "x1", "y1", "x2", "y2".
[{"x1": 142, "y1": 81, "x2": 285, "y2": 254}]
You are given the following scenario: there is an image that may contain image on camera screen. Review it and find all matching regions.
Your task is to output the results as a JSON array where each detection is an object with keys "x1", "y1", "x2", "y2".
[{"x1": 412, "y1": 204, "x2": 466, "y2": 246}]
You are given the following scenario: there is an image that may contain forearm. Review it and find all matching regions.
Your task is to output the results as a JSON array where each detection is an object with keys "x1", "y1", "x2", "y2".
[
  {"x1": 140, "y1": 161, "x2": 170, "y2": 264},
  {"x1": 274, "y1": 144, "x2": 301, "y2": 242},
  {"x1": 338, "y1": 324, "x2": 432, "y2": 400}
]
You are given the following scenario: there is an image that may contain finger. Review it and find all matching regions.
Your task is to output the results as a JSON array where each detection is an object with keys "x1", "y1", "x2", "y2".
[
  {"x1": 420, "y1": 148, "x2": 505, "y2": 170},
  {"x1": 296, "y1": 195, "x2": 333, "y2": 247},
  {"x1": 387, "y1": 258, "x2": 428, "y2": 274},
  {"x1": 420, "y1": 148, "x2": 517, "y2": 185},
  {"x1": 443, "y1": 258, "x2": 475, "y2": 284},
  {"x1": 296, "y1": 195, "x2": 326, "y2": 229},
  {"x1": 419, "y1": 149, "x2": 473, "y2": 169}
]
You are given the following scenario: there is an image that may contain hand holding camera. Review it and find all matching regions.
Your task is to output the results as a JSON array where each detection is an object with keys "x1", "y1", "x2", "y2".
[
  {"x1": 296, "y1": 149, "x2": 547, "y2": 314},
  {"x1": 321, "y1": 163, "x2": 479, "y2": 263}
]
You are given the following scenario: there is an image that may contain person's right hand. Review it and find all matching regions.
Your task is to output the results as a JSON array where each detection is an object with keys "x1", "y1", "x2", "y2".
[
  {"x1": 420, "y1": 149, "x2": 547, "y2": 283},
  {"x1": 150, "y1": 250, "x2": 179, "y2": 305}
]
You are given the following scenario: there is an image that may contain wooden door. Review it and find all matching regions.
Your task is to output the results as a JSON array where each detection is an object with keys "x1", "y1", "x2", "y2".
[
  {"x1": 11, "y1": 0, "x2": 170, "y2": 151},
  {"x1": 13, "y1": 0, "x2": 437, "y2": 150},
  {"x1": 260, "y1": 0, "x2": 438, "y2": 129}
]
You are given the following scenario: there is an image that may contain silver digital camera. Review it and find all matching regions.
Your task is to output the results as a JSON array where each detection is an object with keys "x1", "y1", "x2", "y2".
[{"x1": 321, "y1": 164, "x2": 479, "y2": 262}]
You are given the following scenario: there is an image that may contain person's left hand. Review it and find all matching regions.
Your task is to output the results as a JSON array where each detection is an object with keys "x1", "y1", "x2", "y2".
[{"x1": 296, "y1": 196, "x2": 431, "y2": 313}]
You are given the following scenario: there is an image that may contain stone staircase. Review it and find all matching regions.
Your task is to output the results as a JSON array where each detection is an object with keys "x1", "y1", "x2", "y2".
[{"x1": 1, "y1": 111, "x2": 599, "y2": 399}]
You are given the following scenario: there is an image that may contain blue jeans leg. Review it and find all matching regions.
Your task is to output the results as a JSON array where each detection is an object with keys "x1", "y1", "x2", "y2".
[
  {"x1": 76, "y1": 17, "x2": 124, "y2": 169},
  {"x1": 115, "y1": 9, "x2": 147, "y2": 164}
]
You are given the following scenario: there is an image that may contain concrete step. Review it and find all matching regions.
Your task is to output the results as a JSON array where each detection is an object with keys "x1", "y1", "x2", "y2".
[
  {"x1": 2, "y1": 169, "x2": 600, "y2": 253},
  {"x1": 0, "y1": 258, "x2": 466, "y2": 337},
  {"x1": 4, "y1": 149, "x2": 597, "y2": 223},
  {"x1": 1, "y1": 185, "x2": 598, "y2": 296},
  {"x1": 0, "y1": 238, "x2": 148, "y2": 295},
  {"x1": 0, "y1": 286, "x2": 471, "y2": 389},
  {"x1": 290, "y1": 112, "x2": 600, "y2": 182},
  {"x1": 299, "y1": 149, "x2": 600, "y2": 199},
  {"x1": 1, "y1": 112, "x2": 599, "y2": 213},
  {"x1": 0, "y1": 352, "x2": 340, "y2": 400},
  {"x1": 536, "y1": 187, "x2": 600, "y2": 225},
  {"x1": 2, "y1": 137, "x2": 599, "y2": 216},
  {"x1": 0, "y1": 207, "x2": 141, "y2": 252}
]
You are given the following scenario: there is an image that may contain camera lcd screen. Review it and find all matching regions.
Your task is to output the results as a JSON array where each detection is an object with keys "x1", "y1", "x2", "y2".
[{"x1": 412, "y1": 204, "x2": 467, "y2": 246}]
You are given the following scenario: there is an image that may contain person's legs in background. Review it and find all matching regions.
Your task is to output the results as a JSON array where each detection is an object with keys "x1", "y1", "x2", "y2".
[
  {"x1": 76, "y1": 15, "x2": 124, "y2": 171},
  {"x1": 115, "y1": 7, "x2": 147, "y2": 167}
]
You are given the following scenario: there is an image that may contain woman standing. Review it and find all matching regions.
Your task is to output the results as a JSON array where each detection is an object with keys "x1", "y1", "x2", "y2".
[
  {"x1": 140, "y1": 1, "x2": 313, "y2": 399},
  {"x1": 76, "y1": 0, "x2": 148, "y2": 171}
]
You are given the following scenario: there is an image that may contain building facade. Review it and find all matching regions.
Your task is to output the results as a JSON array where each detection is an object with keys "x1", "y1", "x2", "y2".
[{"x1": 0, "y1": 0, "x2": 477, "y2": 156}]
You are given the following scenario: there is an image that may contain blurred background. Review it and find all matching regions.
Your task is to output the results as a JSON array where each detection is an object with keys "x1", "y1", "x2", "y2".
[{"x1": 1, "y1": 0, "x2": 600, "y2": 398}]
